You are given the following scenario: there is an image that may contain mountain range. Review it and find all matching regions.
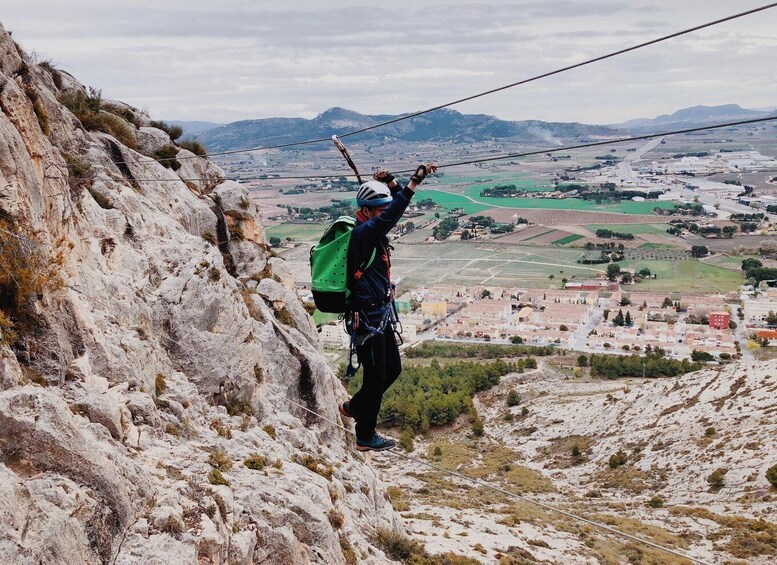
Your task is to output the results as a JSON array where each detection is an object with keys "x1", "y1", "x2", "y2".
[
  {"x1": 612, "y1": 103, "x2": 774, "y2": 130},
  {"x1": 189, "y1": 103, "x2": 773, "y2": 152},
  {"x1": 194, "y1": 107, "x2": 618, "y2": 151}
]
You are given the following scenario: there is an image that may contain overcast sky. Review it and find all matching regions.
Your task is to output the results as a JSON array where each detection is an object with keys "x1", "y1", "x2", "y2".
[{"x1": 2, "y1": 1, "x2": 775, "y2": 124}]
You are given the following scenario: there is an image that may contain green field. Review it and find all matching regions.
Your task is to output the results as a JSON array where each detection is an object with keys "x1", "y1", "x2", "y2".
[
  {"x1": 415, "y1": 188, "x2": 676, "y2": 216},
  {"x1": 553, "y1": 234, "x2": 585, "y2": 245},
  {"x1": 266, "y1": 223, "x2": 325, "y2": 242},
  {"x1": 619, "y1": 259, "x2": 744, "y2": 292},
  {"x1": 414, "y1": 189, "x2": 489, "y2": 214},
  {"x1": 435, "y1": 172, "x2": 550, "y2": 192},
  {"x1": 702, "y1": 255, "x2": 754, "y2": 271}
]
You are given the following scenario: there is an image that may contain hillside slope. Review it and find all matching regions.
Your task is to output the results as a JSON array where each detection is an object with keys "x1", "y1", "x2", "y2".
[
  {"x1": 0, "y1": 23, "x2": 400, "y2": 564},
  {"x1": 380, "y1": 359, "x2": 777, "y2": 563}
]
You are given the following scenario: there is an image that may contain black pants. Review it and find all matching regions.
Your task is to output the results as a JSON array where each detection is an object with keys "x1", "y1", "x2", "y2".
[{"x1": 348, "y1": 329, "x2": 402, "y2": 440}]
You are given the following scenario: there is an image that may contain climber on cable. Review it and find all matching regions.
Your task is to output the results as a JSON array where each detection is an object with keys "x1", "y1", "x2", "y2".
[{"x1": 339, "y1": 163, "x2": 437, "y2": 451}]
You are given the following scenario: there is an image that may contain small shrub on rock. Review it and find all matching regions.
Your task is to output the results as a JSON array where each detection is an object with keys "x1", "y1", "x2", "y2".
[
  {"x1": 178, "y1": 139, "x2": 207, "y2": 156},
  {"x1": 707, "y1": 467, "x2": 728, "y2": 489},
  {"x1": 765, "y1": 464, "x2": 777, "y2": 488},
  {"x1": 208, "y1": 469, "x2": 230, "y2": 486},
  {"x1": 244, "y1": 453, "x2": 267, "y2": 471},
  {"x1": 155, "y1": 373, "x2": 166, "y2": 396},
  {"x1": 608, "y1": 450, "x2": 628, "y2": 469},
  {"x1": 328, "y1": 509, "x2": 344, "y2": 530},
  {"x1": 153, "y1": 145, "x2": 181, "y2": 171},
  {"x1": 472, "y1": 418, "x2": 484, "y2": 437},
  {"x1": 399, "y1": 428, "x2": 414, "y2": 452},
  {"x1": 648, "y1": 495, "x2": 664, "y2": 508},
  {"x1": 506, "y1": 390, "x2": 521, "y2": 407},
  {"x1": 207, "y1": 449, "x2": 233, "y2": 471}
]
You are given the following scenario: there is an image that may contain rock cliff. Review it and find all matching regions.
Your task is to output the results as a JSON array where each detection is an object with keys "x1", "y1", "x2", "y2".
[{"x1": 0, "y1": 23, "x2": 399, "y2": 564}]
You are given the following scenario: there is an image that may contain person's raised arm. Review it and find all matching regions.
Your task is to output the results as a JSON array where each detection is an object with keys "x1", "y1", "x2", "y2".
[{"x1": 361, "y1": 163, "x2": 438, "y2": 240}]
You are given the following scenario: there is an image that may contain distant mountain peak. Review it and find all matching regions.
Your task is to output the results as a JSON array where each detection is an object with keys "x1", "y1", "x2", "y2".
[{"x1": 613, "y1": 103, "x2": 767, "y2": 130}]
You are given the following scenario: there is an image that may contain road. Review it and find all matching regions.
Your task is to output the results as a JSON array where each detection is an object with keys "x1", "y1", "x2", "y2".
[{"x1": 616, "y1": 137, "x2": 663, "y2": 182}]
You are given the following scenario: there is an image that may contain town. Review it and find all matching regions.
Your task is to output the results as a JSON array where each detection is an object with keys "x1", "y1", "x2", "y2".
[{"x1": 316, "y1": 279, "x2": 777, "y2": 362}]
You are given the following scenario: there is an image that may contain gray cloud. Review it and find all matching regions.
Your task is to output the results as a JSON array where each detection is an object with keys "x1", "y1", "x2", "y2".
[{"x1": 1, "y1": 0, "x2": 775, "y2": 124}]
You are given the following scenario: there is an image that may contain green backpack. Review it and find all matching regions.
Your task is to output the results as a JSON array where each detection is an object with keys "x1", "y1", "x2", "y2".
[{"x1": 310, "y1": 216, "x2": 376, "y2": 314}]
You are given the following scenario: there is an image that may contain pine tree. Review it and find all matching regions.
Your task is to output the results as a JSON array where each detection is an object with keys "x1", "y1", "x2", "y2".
[{"x1": 625, "y1": 311, "x2": 632, "y2": 326}]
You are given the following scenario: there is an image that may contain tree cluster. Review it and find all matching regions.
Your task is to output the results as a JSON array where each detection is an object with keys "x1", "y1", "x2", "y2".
[
  {"x1": 405, "y1": 342, "x2": 555, "y2": 359},
  {"x1": 595, "y1": 229, "x2": 635, "y2": 240},
  {"x1": 589, "y1": 353, "x2": 701, "y2": 379},
  {"x1": 741, "y1": 258, "x2": 777, "y2": 284},
  {"x1": 347, "y1": 359, "x2": 518, "y2": 432}
]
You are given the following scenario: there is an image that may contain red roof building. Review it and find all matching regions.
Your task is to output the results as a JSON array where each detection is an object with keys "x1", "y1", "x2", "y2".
[{"x1": 708, "y1": 311, "x2": 730, "y2": 330}]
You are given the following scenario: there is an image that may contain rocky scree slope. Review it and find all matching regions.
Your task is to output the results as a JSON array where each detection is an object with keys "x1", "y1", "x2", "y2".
[{"x1": 0, "y1": 23, "x2": 401, "y2": 564}]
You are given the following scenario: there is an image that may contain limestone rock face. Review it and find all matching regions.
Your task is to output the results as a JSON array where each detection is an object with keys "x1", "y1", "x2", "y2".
[
  {"x1": 136, "y1": 126, "x2": 172, "y2": 155},
  {"x1": 0, "y1": 23, "x2": 400, "y2": 564}
]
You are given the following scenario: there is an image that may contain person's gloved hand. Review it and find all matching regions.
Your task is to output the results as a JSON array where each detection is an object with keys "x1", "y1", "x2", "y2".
[
  {"x1": 373, "y1": 168, "x2": 396, "y2": 185},
  {"x1": 410, "y1": 163, "x2": 438, "y2": 185}
]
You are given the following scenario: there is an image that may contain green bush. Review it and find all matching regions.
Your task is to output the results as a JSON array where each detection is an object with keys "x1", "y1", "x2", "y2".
[
  {"x1": 399, "y1": 428, "x2": 414, "y2": 452},
  {"x1": 101, "y1": 102, "x2": 141, "y2": 127},
  {"x1": 766, "y1": 464, "x2": 777, "y2": 488},
  {"x1": 153, "y1": 145, "x2": 181, "y2": 170},
  {"x1": 472, "y1": 418, "x2": 484, "y2": 437},
  {"x1": 60, "y1": 88, "x2": 137, "y2": 148},
  {"x1": 374, "y1": 528, "x2": 424, "y2": 561},
  {"x1": 97, "y1": 112, "x2": 137, "y2": 148},
  {"x1": 506, "y1": 390, "x2": 521, "y2": 407},
  {"x1": 244, "y1": 453, "x2": 267, "y2": 470},
  {"x1": 707, "y1": 467, "x2": 728, "y2": 488},
  {"x1": 648, "y1": 495, "x2": 664, "y2": 508},
  {"x1": 571, "y1": 444, "x2": 581, "y2": 458},
  {"x1": 705, "y1": 427, "x2": 716, "y2": 437},
  {"x1": 207, "y1": 449, "x2": 232, "y2": 471},
  {"x1": 208, "y1": 469, "x2": 230, "y2": 486},
  {"x1": 178, "y1": 139, "x2": 207, "y2": 156},
  {"x1": 608, "y1": 450, "x2": 628, "y2": 469}
]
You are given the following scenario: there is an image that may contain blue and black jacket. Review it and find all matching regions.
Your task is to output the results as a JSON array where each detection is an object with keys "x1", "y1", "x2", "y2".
[{"x1": 347, "y1": 185, "x2": 414, "y2": 311}]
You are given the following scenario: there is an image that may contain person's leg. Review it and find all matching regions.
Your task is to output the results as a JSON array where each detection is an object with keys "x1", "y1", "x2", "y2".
[
  {"x1": 348, "y1": 332, "x2": 387, "y2": 440},
  {"x1": 382, "y1": 330, "x2": 402, "y2": 393}
]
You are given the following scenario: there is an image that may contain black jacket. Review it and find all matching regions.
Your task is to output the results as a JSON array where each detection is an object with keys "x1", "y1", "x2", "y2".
[{"x1": 347, "y1": 186, "x2": 414, "y2": 309}]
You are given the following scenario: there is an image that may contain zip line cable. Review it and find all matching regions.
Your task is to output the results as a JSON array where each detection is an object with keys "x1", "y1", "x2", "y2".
[
  {"x1": 102, "y1": 2, "x2": 777, "y2": 166},
  {"x1": 44, "y1": 115, "x2": 777, "y2": 183}
]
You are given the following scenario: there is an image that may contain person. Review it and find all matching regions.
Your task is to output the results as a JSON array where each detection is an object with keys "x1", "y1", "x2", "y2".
[{"x1": 339, "y1": 163, "x2": 438, "y2": 451}]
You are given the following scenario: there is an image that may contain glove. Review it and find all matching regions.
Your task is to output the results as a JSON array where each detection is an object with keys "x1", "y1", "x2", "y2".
[
  {"x1": 410, "y1": 164, "x2": 429, "y2": 184},
  {"x1": 373, "y1": 168, "x2": 395, "y2": 185}
]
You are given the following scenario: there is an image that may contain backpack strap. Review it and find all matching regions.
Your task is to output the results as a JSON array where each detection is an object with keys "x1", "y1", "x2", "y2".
[{"x1": 352, "y1": 247, "x2": 377, "y2": 282}]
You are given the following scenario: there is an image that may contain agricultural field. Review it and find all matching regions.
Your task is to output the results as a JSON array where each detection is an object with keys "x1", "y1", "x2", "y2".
[
  {"x1": 550, "y1": 234, "x2": 584, "y2": 245},
  {"x1": 617, "y1": 259, "x2": 744, "y2": 292},
  {"x1": 390, "y1": 243, "x2": 606, "y2": 289},
  {"x1": 701, "y1": 254, "x2": 760, "y2": 271},
  {"x1": 265, "y1": 223, "x2": 325, "y2": 243}
]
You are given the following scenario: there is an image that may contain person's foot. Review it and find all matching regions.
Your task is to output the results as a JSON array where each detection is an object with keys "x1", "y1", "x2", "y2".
[
  {"x1": 339, "y1": 400, "x2": 355, "y2": 420},
  {"x1": 356, "y1": 434, "x2": 396, "y2": 452}
]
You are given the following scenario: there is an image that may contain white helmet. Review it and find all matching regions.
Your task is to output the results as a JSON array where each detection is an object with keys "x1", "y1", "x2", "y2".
[{"x1": 356, "y1": 180, "x2": 392, "y2": 208}]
